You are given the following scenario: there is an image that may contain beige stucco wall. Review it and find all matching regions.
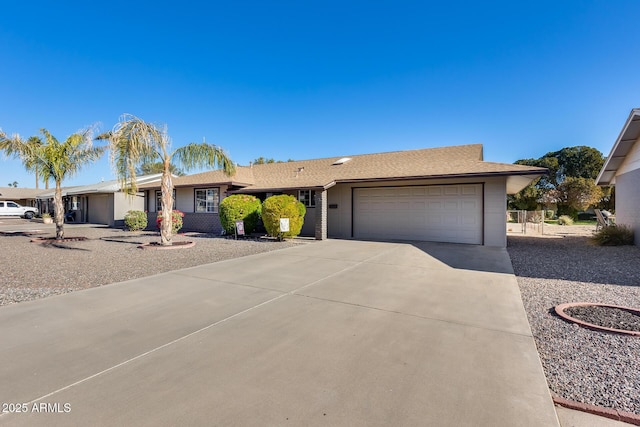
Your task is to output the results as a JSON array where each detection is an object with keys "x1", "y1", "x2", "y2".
[
  {"x1": 483, "y1": 177, "x2": 508, "y2": 247},
  {"x1": 326, "y1": 176, "x2": 508, "y2": 247},
  {"x1": 152, "y1": 185, "x2": 230, "y2": 213},
  {"x1": 113, "y1": 192, "x2": 145, "y2": 226},
  {"x1": 87, "y1": 194, "x2": 111, "y2": 225},
  {"x1": 613, "y1": 137, "x2": 640, "y2": 246},
  {"x1": 611, "y1": 139, "x2": 640, "y2": 245},
  {"x1": 175, "y1": 188, "x2": 193, "y2": 212}
]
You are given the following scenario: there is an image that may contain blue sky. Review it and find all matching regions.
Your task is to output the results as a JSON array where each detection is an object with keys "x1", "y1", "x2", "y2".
[{"x1": 2, "y1": 1, "x2": 639, "y2": 187}]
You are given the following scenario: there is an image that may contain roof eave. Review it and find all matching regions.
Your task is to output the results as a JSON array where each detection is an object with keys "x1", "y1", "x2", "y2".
[
  {"x1": 230, "y1": 183, "x2": 331, "y2": 193},
  {"x1": 333, "y1": 170, "x2": 547, "y2": 185},
  {"x1": 228, "y1": 171, "x2": 546, "y2": 193},
  {"x1": 596, "y1": 108, "x2": 640, "y2": 186}
]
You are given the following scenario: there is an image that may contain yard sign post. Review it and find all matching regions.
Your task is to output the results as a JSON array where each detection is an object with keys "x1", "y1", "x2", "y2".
[
  {"x1": 279, "y1": 218, "x2": 289, "y2": 233},
  {"x1": 235, "y1": 220, "x2": 245, "y2": 239}
]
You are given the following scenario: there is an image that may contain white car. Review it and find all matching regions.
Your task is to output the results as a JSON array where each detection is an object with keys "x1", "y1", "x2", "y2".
[{"x1": 0, "y1": 201, "x2": 39, "y2": 219}]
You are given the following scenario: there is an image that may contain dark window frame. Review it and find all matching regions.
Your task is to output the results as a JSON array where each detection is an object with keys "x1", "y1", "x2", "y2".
[
  {"x1": 298, "y1": 190, "x2": 316, "y2": 207},
  {"x1": 194, "y1": 188, "x2": 220, "y2": 213},
  {"x1": 155, "y1": 190, "x2": 176, "y2": 211}
]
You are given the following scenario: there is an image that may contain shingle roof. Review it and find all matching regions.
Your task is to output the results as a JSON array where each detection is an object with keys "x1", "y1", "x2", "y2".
[
  {"x1": 36, "y1": 174, "x2": 163, "y2": 198},
  {"x1": 148, "y1": 166, "x2": 255, "y2": 189},
  {"x1": 0, "y1": 187, "x2": 48, "y2": 200},
  {"x1": 139, "y1": 144, "x2": 546, "y2": 192}
]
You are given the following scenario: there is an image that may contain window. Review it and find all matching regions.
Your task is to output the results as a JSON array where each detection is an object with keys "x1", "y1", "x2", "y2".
[
  {"x1": 156, "y1": 190, "x2": 176, "y2": 211},
  {"x1": 298, "y1": 190, "x2": 316, "y2": 207},
  {"x1": 195, "y1": 188, "x2": 219, "y2": 213}
]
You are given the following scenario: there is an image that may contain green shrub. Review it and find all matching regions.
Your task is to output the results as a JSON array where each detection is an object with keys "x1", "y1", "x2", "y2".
[
  {"x1": 557, "y1": 215, "x2": 574, "y2": 226},
  {"x1": 219, "y1": 194, "x2": 262, "y2": 234},
  {"x1": 261, "y1": 194, "x2": 306, "y2": 239},
  {"x1": 557, "y1": 205, "x2": 578, "y2": 220},
  {"x1": 545, "y1": 210, "x2": 555, "y2": 220},
  {"x1": 526, "y1": 212, "x2": 543, "y2": 223},
  {"x1": 124, "y1": 210, "x2": 148, "y2": 231},
  {"x1": 156, "y1": 210, "x2": 184, "y2": 234},
  {"x1": 591, "y1": 224, "x2": 634, "y2": 246}
]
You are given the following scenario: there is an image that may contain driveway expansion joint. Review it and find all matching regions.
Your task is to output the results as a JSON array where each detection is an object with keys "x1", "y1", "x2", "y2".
[
  {"x1": 294, "y1": 293, "x2": 535, "y2": 338},
  {"x1": 5, "y1": 243, "x2": 402, "y2": 410}
]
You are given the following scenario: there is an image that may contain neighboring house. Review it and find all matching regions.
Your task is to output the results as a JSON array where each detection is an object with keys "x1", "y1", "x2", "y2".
[
  {"x1": 596, "y1": 108, "x2": 640, "y2": 245},
  {"x1": 36, "y1": 174, "x2": 163, "y2": 227},
  {"x1": 139, "y1": 144, "x2": 546, "y2": 247},
  {"x1": 0, "y1": 187, "x2": 45, "y2": 207}
]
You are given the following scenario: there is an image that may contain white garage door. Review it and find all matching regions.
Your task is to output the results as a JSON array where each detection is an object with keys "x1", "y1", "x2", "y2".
[{"x1": 353, "y1": 184, "x2": 483, "y2": 244}]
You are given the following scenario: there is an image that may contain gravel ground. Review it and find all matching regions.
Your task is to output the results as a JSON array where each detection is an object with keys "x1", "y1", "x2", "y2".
[
  {"x1": 0, "y1": 224, "x2": 300, "y2": 306},
  {"x1": 563, "y1": 305, "x2": 640, "y2": 333},
  {"x1": 508, "y1": 224, "x2": 640, "y2": 415}
]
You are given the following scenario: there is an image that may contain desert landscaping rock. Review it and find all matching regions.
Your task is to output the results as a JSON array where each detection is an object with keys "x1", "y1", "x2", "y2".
[
  {"x1": 508, "y1": 225, "x2": 640, "y2": 416},
  {"x1": 0, "y1": 226, "x2": 299, "y2": 306}
]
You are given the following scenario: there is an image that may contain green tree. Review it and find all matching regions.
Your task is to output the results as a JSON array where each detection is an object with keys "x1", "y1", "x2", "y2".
[
  {"x1": 553, "y1": 146, "x2": 605, "y2": 181},
  {"x1": 252, "y1": 157, "x2": 294, "y2": 165},
  {"x1": 595, "y1": 186, "x2": 615, "y2": 212},
  {"x1": 0, "y1": 128, "x2": 105, "y2": 239},
  {"x1": 101, "y1": 114, "x2": 235, "y2": 245},
  {"x1": 515, "y1": 156, "x2": 560, "y2": 190},
  {"x1": 508, "y1": 179, "x2": 541, "y2": 210},
  {"x1": 511, "y1": 146, "x2": 606, "y2": 212},
  {"x1": 136, "y1": 161, "x2": 185, "y2": 176},
  {"x1": 555, "y1": 177, "x2": 603, "y2": 216},
  {"x1": 252, "y1": 157, "x2": 275, "y2": 164},
  {"x1": 25, "y1": 136, "x2": 47, "y2": 189},
  {"x1": 0, "y1": 131, "x2": 48, "y2": 189}
]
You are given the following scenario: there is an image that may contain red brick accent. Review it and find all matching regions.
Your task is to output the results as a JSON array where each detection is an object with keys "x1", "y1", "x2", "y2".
[{"x1": 553, "y1": 395, "x2": 640, "y2": 425}]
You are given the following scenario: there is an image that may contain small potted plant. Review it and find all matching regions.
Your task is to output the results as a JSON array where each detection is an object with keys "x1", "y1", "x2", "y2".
[{"x1": 41, "y1": 213, "x2": 53, "y2": 224}]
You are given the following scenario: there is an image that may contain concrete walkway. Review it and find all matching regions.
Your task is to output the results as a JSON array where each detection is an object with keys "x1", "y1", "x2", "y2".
[{"x1": 0, "y1": 239, "x2": 559, "y2": 426}]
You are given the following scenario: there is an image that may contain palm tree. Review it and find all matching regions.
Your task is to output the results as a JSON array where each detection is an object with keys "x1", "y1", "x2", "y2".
[
  {"x1": 136, "y1": 161, "x2": 185, "y2": 176},
  {"x1": 1, "y1": 132, "x2": 50, "y2": 189},
  {"x1": 25, "y1": 136, "x2": 44, "y2": 189},
  {"x1": 0, "y1": 127, "x2": 105, "y2": 240},
  {"x1": 102, "y1": 114, "x2": 235, "y2": 245}
]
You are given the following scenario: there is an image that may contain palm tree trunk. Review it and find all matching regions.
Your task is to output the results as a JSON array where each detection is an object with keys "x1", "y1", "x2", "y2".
[
  {"x1": 54, "y1": 180, "x2": 64, "y2": 240},
  {"x1": 160, "y1": 162, "x2": 173, "y2": 245}
]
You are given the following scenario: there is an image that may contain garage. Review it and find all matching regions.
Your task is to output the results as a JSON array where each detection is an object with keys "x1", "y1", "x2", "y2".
[{"x1": 353, "y1": 184, "x2": 483, "y2": 244}]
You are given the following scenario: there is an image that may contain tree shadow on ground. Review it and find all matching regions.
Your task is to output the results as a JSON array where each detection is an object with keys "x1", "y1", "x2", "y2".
[
  {"x1": 39, "y1": 241, "x2": 92, "y2": 251},
  {"x1": 507, "y1": 235, "x2": 640, "y2": 287}
]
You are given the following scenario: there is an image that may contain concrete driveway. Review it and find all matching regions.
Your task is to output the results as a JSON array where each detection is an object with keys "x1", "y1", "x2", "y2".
[{"x1": 0, "y1": 239, "x2": 559, "y2": 426}]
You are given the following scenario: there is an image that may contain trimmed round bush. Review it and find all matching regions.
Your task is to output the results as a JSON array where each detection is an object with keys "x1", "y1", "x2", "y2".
[
  {"x1": 557, "y1": 215, "x2": 574, "y2": 226},
  {"x1": 124, "y1": 210, "x2": 148, "y2": 231},
  {"x1": 219, "y1": 194, "x2": 262, "y2": 235},
  {"x1": 261, "y1": 194, "x2": 306, "y2": 239}
]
